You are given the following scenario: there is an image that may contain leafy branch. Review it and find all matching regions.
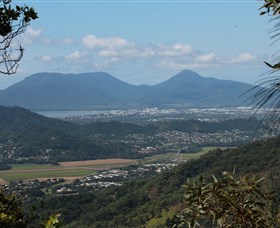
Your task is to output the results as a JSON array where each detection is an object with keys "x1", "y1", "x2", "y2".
[
  {"x1": 173, "y1": 172, "x2": 280, "y2": 228},
  {"x1": 0, "y1": 0, "x2": 37, "y2": 75}
]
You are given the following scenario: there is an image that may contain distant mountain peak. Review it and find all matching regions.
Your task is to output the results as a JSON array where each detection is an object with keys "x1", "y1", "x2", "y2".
[
  {"x1": 0, "y1": 70, "x2": 254, "y2": 109},
  {"x1": 179, "y1": 69, "x2": 200, "y2": 75},
  {"x1": 175, "y1": 69, "x2": 202, "y2": 78},
  {"x1": 165, "y1": 70, "x2": 203, "y2": 84}
]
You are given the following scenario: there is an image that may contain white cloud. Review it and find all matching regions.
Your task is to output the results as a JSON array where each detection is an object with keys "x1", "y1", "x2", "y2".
[
  {"x1": 34, "y1": 32, "x2": 260, "y2": 78},
  {"x1": 62, "y1": 37, "x2": 74, "y2": 44},
  {"x1": 156, "y1": 60, "x2": 220, "y2": 70},
  {"x1": 82, "y1": 34, "x2": 132, "y2": 50},
  {"x1": 227, "y1": 53, "x2": 256, "y2": 64},
  {"x1": 98, "y1": 49, "x2": 118, "y2": 57},
  {"x1": 95, "y1": 57, "x2": 119, "y2": 68},
  {"x1": 142, "y1": 48, "x2": 156, "y2": 57},
  {"x1": 26, "y1": 27, "x2": 43, "y2": 39},
  {"x1": 43, "y1": 37, "x2": 75, "y2": 45},
  {"x1": 82, "y1": 35, "x2": 194, "y2": 59},
  {"x1": 156, "y1": 52, "x2": 257, "y2": 71},
  {"x1": 98, "y1": 47, "x2": 156, "y2": 58},
  {"x1": 22, "y1": 27, "x2": 44, "y2": 44},
  {"x1": 65, "y1": 51, "x2": 82, "y2": 61},
  {"x1": 196, "y1": 53, "x2": 217, "y2": 62},
  {"x1": 157, "y1": 43, "x2": 193, "y2": 56},
  {"x1": 40, "y1": 55, "x2": 52, "y2": 62},
  {"x1": 43, "y1": 38, "x2": 52, "y2": 45}
]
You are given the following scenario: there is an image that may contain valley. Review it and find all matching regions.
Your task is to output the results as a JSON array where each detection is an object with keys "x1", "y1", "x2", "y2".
[
  {"x1": 0, "y1": 106, "x2": 266, "y2": 164},
  {"x1": 0, "y1": 72, "x2": 277, "y2": 227},
  {"x1": 10, "y1": 136, "x2": 280, "y2": 227},
  {"x1": 0, "y1": 0, "x2": 279, "y2": 226},
  {"x1": 39, "y1": 106, "x2": 264, "y2": 123},
  {"x1": 0, "y1": 159, "x2": 136, "y2": 182},
  {"x1": 0, "y1": 147, "x2": 219, "y2": 183},
  {"x1": 0, "y1": 103, "x2": 276, "y2": 227}
]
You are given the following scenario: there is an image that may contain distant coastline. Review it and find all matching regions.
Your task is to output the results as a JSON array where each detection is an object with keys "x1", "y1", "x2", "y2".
[{"x1": 36, "y1": 110, "x2": 106, "y2": 118}]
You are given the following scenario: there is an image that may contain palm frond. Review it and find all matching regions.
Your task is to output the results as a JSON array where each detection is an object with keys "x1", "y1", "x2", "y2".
[
  {"x1": 244, "y1": 75, "x2": 280, "y2": 134},
  {"x1": 245, "y1": 3, "x2": 280, "y2": 134}
]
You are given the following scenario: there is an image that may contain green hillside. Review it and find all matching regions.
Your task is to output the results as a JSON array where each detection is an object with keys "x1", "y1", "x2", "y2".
[
  {"x1": 0, "y1": 105, "x2": 261, "y2": 163},
  {"x1": 40, "y1": 135, "x2": 280, "y2": 227},
  {"x1": 0, "y1": 106, "x2": 138, "y2": 163}
]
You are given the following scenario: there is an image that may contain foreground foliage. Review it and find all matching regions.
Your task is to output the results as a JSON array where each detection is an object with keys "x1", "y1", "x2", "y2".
[
  {"x1": 246, "y1": 0, "x2": 280, "y2": 130},
  {"x1": 0, "y1": 189, "x2": 25, "y2": 227},
  {"x1": 174, "y1": 172, "x2": 280, "y2": 227},
  {"x1": 0, "y1": 0, "x2": 37, "y2": 74},
  {"x1": 0, "y1": 188, "x2": 60, "y2": 227}
]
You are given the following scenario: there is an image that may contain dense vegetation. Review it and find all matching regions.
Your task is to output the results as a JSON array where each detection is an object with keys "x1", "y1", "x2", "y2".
[
  {"x1": 0, "y1": 106, "x2": 261, "y2": 164},
  {"x1": 174, "y1": 172, "x2": 279, "y2": 227},
  {"x1": 0, "y1": 187, "x2": 60, "y2": 227},
  {"x1": 33, "y1": 135, "x2": 280, "y2": 227},
  {"x1": 0, "y1": 163, "x2": 11, "y2": 170},
  {"x1": 0, "y1": 106, "x2": 139, "y2": 163}
]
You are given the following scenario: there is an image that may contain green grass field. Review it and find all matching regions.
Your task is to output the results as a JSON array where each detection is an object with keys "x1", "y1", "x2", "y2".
[
  {"x1": 0, "y1": 147, "x2": 225, "y2": 182},
  {"x1": 10, "y1": 164, "x2": 62, "y2": 171},
  {"x1": 0, "y1": 159, "x2": 135, "y2": 182},
  {"x1": 180, "y1": 146, "x2": 223, "y2": 159},
  {"x1": 70, "y1": 162, "x2": 136, "y2": 168},
  {"x1": 0, "y1": 169, "x2": 94, "y2": 182},
  {"x1": 141, "y1": 146, "x2": 222, "y2": 164}
]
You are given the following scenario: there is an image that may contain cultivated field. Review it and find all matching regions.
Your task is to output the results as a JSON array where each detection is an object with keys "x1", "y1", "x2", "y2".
[
  {"x1": 0, "y1": 159, "x2": 136, "y2": 182},
  {"x1": 60, "y1": 158, "x2": 136, "y2": 168},
  {"x1": 0, "y1": 148, "x2": 224, "y2": 182},
  {"x1": 141, "y1": 147, "x2": 225, "y2": 163}
]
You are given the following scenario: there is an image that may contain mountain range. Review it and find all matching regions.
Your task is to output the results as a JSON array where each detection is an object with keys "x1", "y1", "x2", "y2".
[{"x1": 0, "y1": 70, "x2": 253, "y2": 110}]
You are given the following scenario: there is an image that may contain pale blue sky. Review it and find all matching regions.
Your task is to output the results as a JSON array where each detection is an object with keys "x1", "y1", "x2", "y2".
[{"x1": 0, "y1": 0, "x2": 275, "y2": 88}]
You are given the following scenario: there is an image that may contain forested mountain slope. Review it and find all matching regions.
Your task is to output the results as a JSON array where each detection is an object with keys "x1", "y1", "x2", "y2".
[
  {"x1": 41, "y1": 136, "x2": 280, "y2": 227},
  {"x1": 0, "y1": 106, "x2": 137, "y2": 163},
  {"x1": 0, "y1": 106, "x2": 261, "y2": 163}
]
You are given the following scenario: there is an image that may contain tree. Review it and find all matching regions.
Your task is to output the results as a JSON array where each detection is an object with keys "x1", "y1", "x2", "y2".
[
  {"x1": 0, "y1": 187, "x2": 60, "y2": 227},
  {"x1": 0, "y1": 0, "x2": 37, "y2": 75},
  {"x1": 260, "y1": 0, "x2": 280, "y2": 16},
  {"x1": 0, "y1": 3, "x2": 59, "y2": 227},
  {"x1": 0, "y1": 188, "x2": 26, "y2": 227},
  {"x1": 173, "y1": 172, "x2": 280, "y2": 228},
  {"x1": 246, "y1": 0, "x2": 280, "y2": 129}
]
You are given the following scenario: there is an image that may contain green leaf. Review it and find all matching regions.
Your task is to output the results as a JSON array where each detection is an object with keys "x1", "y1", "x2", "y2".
[
  {"x1": 43, "y1": 213, "x2": 61, "y2": 228},
  {"x1": 212, "y1": 175, "x2": 218, "y2": 184}
]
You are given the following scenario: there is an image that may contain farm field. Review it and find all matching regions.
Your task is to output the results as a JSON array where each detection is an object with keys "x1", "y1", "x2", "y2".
[
  {"x1": 60, "y1": 158, "x2": 136, "y2": 168},
  {"x1": 9, "y1": 164, "x2": 62, "y2": 171},
  {"x1": 0, "y1": 148, "x2": 223, "y2": 182},
  {"x1": 141, "y1": 147, "x2": 225, "y2": 163},
  {"x1": 0, "y1": 159, "x2": 136, "y2": 182}
]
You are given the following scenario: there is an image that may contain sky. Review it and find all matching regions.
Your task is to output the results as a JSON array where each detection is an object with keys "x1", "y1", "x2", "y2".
[{"x1": 0, "y1": 0, "x2": 275, "y2": 89}]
